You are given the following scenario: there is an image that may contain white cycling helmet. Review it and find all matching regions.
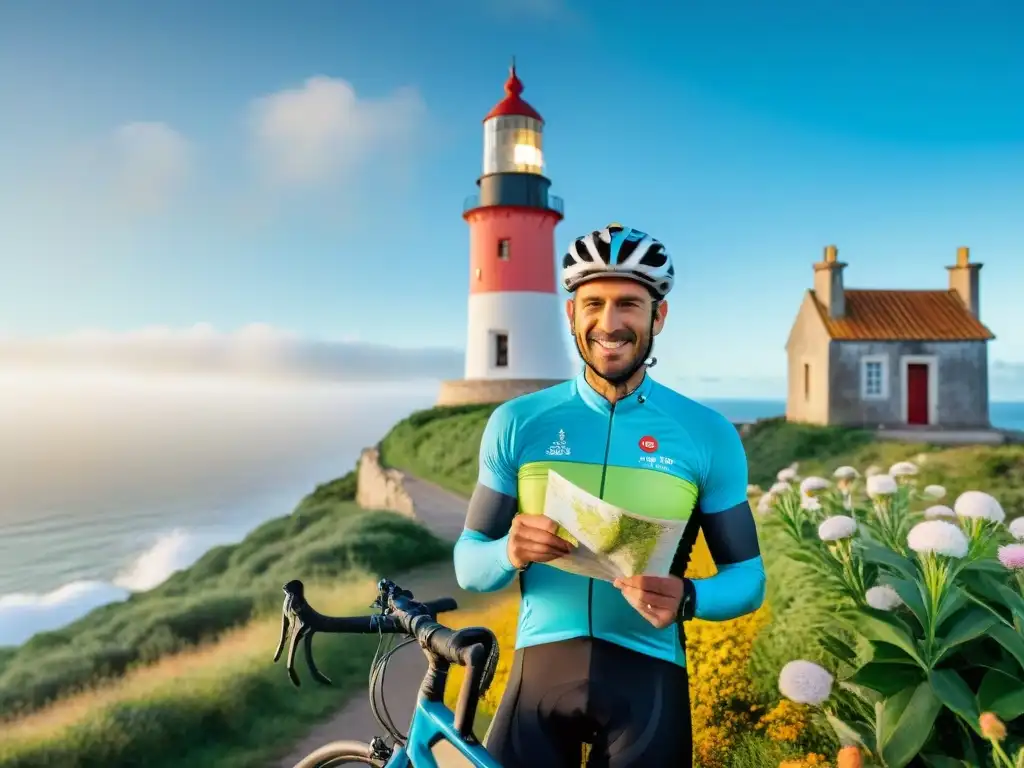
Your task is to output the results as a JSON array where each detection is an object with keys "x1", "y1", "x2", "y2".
[{"x1": 561, "y1": 223, "x2": 675, "y2": 300}]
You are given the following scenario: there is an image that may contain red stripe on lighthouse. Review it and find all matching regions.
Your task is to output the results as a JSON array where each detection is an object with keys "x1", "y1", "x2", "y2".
[{"x1": 467, "y1": 207, "x2": 561, "y2": 294}]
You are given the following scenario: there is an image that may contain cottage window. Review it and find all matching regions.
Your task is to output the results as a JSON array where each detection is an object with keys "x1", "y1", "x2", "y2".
[
  {"x1": 860, "y1": 355, "x2": 889, "y2": 400},
  {"x1": 803, "y1": 363, "x2": 810, "y2": 401}
]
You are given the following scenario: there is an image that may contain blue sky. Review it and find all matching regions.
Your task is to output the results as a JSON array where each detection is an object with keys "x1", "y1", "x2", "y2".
[{"x1": 1, "y1": 0, "x2": 1023, "y2": 399}]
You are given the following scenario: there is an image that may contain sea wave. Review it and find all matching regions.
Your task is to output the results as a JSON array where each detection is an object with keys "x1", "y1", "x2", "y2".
[{"x1": 0, "y1": 525, "x2": 243, "y2": 647}]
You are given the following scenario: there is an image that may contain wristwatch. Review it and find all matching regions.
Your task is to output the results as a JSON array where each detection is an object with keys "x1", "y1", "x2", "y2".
[{"x1": 679, "y1": 578, "x2": 697, "y2": 622}]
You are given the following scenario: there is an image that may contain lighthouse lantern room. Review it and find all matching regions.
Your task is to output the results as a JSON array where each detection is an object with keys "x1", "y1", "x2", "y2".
[{"x1": 436, "y1": 63, "x2": 576, "y2": 406}]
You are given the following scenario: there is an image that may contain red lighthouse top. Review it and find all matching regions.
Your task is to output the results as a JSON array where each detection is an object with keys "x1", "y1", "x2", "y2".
[{"x1": 483, "y1": 61, "x2": 543, "y2": 122}]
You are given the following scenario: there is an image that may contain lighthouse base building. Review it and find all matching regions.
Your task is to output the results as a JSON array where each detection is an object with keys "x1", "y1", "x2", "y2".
[{"x1": 437, "y1": 64, "x2": 576, "y2": 406}]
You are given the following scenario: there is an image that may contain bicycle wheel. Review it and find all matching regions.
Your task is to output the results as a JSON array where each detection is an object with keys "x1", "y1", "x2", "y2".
[{"x1": 290, "y1": 739, "x2": 386, "y2": 768}]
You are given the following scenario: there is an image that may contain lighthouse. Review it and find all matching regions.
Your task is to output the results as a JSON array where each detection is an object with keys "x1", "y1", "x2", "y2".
[{"x1": 437, "y1": 63, "x2": 577, "y2": 406}]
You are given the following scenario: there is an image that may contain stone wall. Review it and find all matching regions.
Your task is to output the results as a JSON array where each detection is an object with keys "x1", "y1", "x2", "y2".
[
  {"x1": 829, "y1": 339, "x2": 989, "y2": 428},
  {"x1": 356, "y1": 447, "x2": 416, "y2": 519},
  {"x1": 436, "y1": 378, "x2": 566, "y2": 406}
]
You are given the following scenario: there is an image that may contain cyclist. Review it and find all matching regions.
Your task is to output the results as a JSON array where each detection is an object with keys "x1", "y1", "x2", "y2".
[{"x1": 452, "y1": 223, "x2": 766, "y2": 767}]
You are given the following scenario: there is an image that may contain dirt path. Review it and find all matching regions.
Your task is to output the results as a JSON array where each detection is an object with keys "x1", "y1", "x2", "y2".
[{"x1": 272, "y1": 477, "x2": 477, "y2": 767}]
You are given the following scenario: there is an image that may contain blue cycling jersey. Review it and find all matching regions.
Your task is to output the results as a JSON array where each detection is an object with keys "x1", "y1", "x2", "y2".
[{"x1": 452, "y1": 370, "x2": 766, "y2": 668}]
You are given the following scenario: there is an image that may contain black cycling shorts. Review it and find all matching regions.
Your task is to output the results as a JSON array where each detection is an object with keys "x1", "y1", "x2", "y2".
[{"x1": 482, "y1": 636, "x2": 692, "y2": 767}]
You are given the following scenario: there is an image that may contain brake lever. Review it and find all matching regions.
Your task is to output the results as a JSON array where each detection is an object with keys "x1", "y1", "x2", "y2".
[
  {"x1": 303, "y1": 630, "x2": 332, "y2": 685},
  {"x1": 273, "y1": 581, "x2": 299, "y2": 665},
  {"x1": 273, "y1": 580, "x2": 332, "y2": 687}
]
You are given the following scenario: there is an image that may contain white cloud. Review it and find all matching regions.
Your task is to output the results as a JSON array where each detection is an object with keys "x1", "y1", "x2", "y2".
[
  {"x1": 250, "y1": 76, "x2": 426, "y2": 187},
  {"x1": 0, "y1": 323, "x2": 463, "y2": 383},
  {"x1": 107, "y1": 122, "x2": 191, "y2": 212},
  {"x1": 53, "y1": 121, "x2": 192, "y2": 218}
]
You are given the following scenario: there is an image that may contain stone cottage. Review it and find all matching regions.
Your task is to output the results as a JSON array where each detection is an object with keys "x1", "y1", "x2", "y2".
[{"x1": 785, "y1": 245, "x2": 995, "y2": 429}]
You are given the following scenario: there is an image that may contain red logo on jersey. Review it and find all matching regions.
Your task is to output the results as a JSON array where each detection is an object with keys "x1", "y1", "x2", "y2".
[{"x1": 639, "y1": 436, "x2": 658, "y2": 453}]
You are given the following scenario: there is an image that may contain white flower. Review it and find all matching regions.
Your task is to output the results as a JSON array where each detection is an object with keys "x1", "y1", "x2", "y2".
[
  {"x1": 922, "y1": 484, "x2": 946, "y2": 500},
  {"x1": 865, "y1": 584, "x2": 903, "y2": 611},
  {"x1": 924, "y1": 504, "x2": 957, "y2": 520},
  {"x1": 779, "y1": 660, "x2": 834, "y2": 705},
  {"x1": 833, "y1": 466, "x2": 859, "y2": 480},
  {"x1": 889, "y1": 461, "x2": 919, "y2": 477},
  {"x1": 866, "y1": 474, "x2": 898, "y2": 497},
  {"x1": 777, "y1": 467, "x2": 798, "y2": 482},
  {"x1": 769, "y1": 481, "x2": 792, "y2": 495},
  {"x1": 907, "y1": 520, "x2": 969, "y2": 559},
  {"x1": 953, "y1": 490, "x2": 1006, "y2": 524},
  {"x1": 864, "y1": 465, "x2": 882, "y2": 477},
  {"x1": 914, "y1": 452, "x2": 930, "y2": 465},
  {"x1": 757, "y1": 493, "x2": 774, "y2": 514},
  {"x1": 818, "y1": 515, "x2": 858, "y2": 541},
  {"x1": 800, "y1": 476, "x2": 830, "y2": 496},
  {"x1": 802, "y1": 495, "x2": 822, "y2": 512},
  {"x1": 1009, "y1": 517, "x2": 1024, "y2": 542}
]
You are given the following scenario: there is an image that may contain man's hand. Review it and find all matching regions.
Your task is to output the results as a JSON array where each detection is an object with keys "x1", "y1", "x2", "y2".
[
  {"x1": 507, "y1": 514, "x2": 574, "y2": 569},
  {"x1": 613, "y1": 575, "x2": 685, "y2": 629}
]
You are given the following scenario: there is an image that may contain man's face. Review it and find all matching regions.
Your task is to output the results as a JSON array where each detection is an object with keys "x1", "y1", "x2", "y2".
[{"x1": 566, "y1": 278, "x2": 668, "y2": 383}]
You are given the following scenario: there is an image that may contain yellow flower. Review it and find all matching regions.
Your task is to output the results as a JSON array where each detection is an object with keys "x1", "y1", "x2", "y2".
[
  {"x1": 758, "y1": 699, "x2": 810, "y2": 743},
  {"x1": 684, "y1": 534, "x2": 773, "y2": 767},
  {"x1": 780, "y1": 754, "x2": 833, "y2": 768}
]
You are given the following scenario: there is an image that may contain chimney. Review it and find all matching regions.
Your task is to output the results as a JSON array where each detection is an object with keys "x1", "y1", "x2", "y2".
[
  {"x1": 946, "y1": 246, "x2": 982, "y2": 318},
  {"x1": 813, "y1": 244, "x2": 846, "y2": 318}
]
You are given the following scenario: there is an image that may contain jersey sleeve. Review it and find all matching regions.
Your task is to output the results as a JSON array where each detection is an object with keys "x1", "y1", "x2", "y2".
[
  {"x1": 688, "y1": 417, "x2": 766, "y2": 622},
  {"x1": 453, "y1": 404, "x2": 520, "y2": 593}
]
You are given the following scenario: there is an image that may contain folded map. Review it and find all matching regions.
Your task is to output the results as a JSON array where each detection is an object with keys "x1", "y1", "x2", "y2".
[{"x1": 540, "y1": 469, "x2": 687, "y2": 582}]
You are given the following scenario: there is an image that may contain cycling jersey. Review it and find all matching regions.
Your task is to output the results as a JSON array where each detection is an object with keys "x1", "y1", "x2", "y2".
[{"x1": 452, "y1": 370, "x2": 765, "y2": 668}]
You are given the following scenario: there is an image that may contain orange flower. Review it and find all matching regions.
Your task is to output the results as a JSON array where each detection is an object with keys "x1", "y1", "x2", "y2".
[
  {"x1": 837, "y1": 745, "x2": 863, "y2": 768},
  {"x1": 980, "y1": 711, "x2": 1007, "y2": 741}
]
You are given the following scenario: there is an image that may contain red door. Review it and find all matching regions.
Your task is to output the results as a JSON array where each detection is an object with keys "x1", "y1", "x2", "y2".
[{"x1": 907, "y1": 364, "x2": 929, "y2": 425}]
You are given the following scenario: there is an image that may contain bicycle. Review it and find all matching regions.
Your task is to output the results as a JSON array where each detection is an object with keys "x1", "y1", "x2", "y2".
[{"x1": 273, "y1": 577, "x2": 502, "y2": 767}]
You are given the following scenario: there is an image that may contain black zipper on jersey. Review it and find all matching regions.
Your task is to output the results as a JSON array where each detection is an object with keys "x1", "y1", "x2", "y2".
[{"x1": 590, "y1": 401, "x2": 617, "y2": 637}]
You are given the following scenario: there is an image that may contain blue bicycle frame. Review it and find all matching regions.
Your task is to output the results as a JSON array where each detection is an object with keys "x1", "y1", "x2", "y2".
[{"x1": 383, "y1": 699, "x2": 501, "y2": 768}]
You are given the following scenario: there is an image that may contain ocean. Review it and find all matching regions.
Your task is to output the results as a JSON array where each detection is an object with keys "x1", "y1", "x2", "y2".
[{"x1": 1, "y1": 379, "x2": 1021, "y2": 647}]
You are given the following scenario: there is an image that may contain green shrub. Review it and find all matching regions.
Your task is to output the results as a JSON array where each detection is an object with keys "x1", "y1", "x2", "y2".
[
  {"x1": 742, "y1": 418, "x2": 875, "y2": 487},
  {"x1": 0, "y1": 600, "x2": 386, "y2": 768}
]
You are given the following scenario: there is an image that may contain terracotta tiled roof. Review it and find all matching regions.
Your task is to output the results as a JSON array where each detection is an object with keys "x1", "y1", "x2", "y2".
[{"x1": 811, "y1": 289, "x2": 995, "y2": 341}]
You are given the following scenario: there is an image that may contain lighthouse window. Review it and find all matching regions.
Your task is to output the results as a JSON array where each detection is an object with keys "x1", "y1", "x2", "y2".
[
  {"x1": 494, "y1": 333, "x2": 509, "y2": 367},
  {"x1": 497, "y1": 239, "x2": 511, "y2": 260}
]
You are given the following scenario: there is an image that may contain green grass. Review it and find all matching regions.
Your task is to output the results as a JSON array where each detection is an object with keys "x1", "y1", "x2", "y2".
[
  {"x1": 741, "y1": 417, "x2": 877, "y2": 487},
  {"x1": 746, "y1": 515, "x2": 840, "y2": 699},
  {"x1": 0, "y1": 578, "x2": 420, "y2": 768},
  {"x1": 379, "y1": 403, "x2": 497, "y2": 497},
  {"x1": 769, "y1": 437, "x2": 1024, "y2": 518},
  {"x1": 0, "y1": 469, "x2": 453, "y2": 721}
]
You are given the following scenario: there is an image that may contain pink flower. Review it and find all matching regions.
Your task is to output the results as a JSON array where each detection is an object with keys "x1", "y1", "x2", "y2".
[{"x1": 997, "y1": 543, "x2": 1024, "y2": 571}]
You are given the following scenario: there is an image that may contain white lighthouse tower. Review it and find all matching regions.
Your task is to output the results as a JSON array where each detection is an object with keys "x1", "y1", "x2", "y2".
[{"x1": 437, "y1": 63, "x2": 576, "y2": 406}]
